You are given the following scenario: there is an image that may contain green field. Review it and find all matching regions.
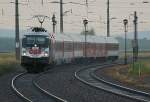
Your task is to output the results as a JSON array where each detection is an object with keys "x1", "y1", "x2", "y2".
[
  {"x1": 0, "y1": 53, "x2": 19, "y2": 76},
  {"x1": 129, "y1": 60, "x2": 150, "y2": 75},
  {"x1": 119, "y1": 51, "x2": 150, "y2": 58}
]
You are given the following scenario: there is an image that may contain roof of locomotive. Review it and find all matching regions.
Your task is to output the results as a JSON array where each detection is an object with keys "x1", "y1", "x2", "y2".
[{"x1": 22, "y1": 27, "x2": 49, "y2": 37}]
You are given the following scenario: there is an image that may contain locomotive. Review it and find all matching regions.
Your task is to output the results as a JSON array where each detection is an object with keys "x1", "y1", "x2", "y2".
[{"x1": 21, "y1": 27, "x2": 119, "y2": 72}]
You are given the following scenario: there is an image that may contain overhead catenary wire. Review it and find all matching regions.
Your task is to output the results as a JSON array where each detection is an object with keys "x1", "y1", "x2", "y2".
[{"x1": 0, "y1": 0, "x2": 150, "y2": 34}]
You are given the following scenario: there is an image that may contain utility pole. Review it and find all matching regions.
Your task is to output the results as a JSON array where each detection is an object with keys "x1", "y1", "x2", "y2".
[
  {"x1": 83, "y1": 19, "x2": 88, "y2": 57},
  {"x1": 133, "y1": 11, "x2": 138, "y2": 62},
  {"x1": 107, "y1": 0, "x2": 110, "y2": 37},
  {"x1": 41, "y1": 0, "x2": 44, "y2": 6},
  {"x1": 15, "y1": 0, "x2": 20, "y2": 60},
  {"x1": 60, "y1": 0, "x2": 63, "y2": 33},
  {"x1": 52, "y1": 14, "x2": 57, "y2": 33},
  {"x1": 123, "y1": 19, "x2": 128, "y2": 65}
]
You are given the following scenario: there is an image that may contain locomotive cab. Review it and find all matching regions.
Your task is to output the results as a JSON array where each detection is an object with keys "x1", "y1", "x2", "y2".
[{"x1": 21, "y1": 27, "x2": 50, "y2": 72}]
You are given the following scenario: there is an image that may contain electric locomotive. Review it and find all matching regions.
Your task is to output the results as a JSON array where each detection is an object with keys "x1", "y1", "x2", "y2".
[{"x1": 21, "y1": 27, "x2": 50, "y2": 72}]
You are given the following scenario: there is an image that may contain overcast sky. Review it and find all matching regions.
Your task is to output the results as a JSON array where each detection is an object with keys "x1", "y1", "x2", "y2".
[{"x1": 0, "y1": 0, "x2": 150, "y2": 36}]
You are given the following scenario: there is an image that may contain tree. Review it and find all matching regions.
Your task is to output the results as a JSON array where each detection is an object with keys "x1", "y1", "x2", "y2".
[{"x1": 80, "y1": 28, "x2": 95, "y2": 35}]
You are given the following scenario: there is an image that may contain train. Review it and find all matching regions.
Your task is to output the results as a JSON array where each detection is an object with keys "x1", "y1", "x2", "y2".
[{"x1": 21, "y1": 27, "x2": 119, "y2": 72}]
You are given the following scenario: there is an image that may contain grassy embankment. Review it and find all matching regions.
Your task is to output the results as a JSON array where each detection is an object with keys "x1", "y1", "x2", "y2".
[
  {"x1": 105, "y1": 52, "x2": 150, "y2": 90},
  {"x1": 129, "y1": 60, "x2": 150, "y2": 76},
  {"x1": 120, "y1": 51, "x2": 150, "y2": 75},
  {"x1": 0, "y1": 53, "x2": 19, "y2": 76}
]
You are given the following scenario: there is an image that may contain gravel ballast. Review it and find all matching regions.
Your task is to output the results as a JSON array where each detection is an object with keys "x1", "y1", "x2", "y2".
[{"x1": 36, "y1": 64, "x2": 137, "y2": 102}]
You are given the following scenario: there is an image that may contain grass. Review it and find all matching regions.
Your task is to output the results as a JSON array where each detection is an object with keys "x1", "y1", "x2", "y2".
[
  {"x1": 119, "y1": 51, "x2": 150, "y2": 58},
  {"x1": 129, "y1": 60, "x2": 150, "y2": 76},
  {"x1": 0, "y1": 53, "x2": 19, "y2": 76},
  {"x1": 104, "y1": 62, "x2": 150, "y2": 91}
]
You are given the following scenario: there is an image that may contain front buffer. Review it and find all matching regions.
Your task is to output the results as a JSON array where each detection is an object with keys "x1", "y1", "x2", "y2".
[{"x1": 21, "y1": 56, "x2": 49, "y2": 73}]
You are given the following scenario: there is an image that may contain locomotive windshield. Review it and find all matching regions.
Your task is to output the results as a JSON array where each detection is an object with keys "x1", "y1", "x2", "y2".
[{"x1": 22, "y1": 35, "x2": 49, "y2": 47}]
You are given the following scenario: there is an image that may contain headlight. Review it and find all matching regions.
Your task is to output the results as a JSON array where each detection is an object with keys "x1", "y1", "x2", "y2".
[
  {"x1": 44, "y1": 52, "x2": 49, "y2": 57},
  {"x1": 23, "y1": 51, "x2": 26, "y2": 56},
  {"x1": 23, "y1": 52, "x2": 26, "y2": 56}
]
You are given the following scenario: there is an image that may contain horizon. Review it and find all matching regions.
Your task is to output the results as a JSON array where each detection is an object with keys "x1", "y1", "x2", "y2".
[{"x1": 0, "y1": 28, "x2": 150, "y2": 39}]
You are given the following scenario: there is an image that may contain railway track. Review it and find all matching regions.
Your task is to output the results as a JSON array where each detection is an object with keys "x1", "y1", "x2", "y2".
[
  {"x1": 75, "y1": 63, "x2": 150, "y2": 102},
  {"x1": 11, "y1": 71, "x2": 67, "y2": 102}
]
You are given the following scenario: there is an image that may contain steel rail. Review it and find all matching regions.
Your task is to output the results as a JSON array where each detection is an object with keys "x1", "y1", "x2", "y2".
[
  {"x1": 11, "y1": 71, "x2": 68, "y2": 102},
  {"x1": 32, "y1": 70, "x2": 68, "y2": 102},
  {"x1": 91, "y1": 66, "x2": 150, "y2": 102},
  {"x1": 75, "y1": 63, "x2": 150, "y2": 102},
  {"x1": 31, "y1": 63, "x2": 110, "y2": 102},
  {"x1": 11, "y1": 72, "x2": 32, "y2": 102},
  {"x1": 32, "y1": 64, "x2": 109, "y2": 102},
  {"x1": 12, "y1": 63, "x2": 101, "y2": 102}
]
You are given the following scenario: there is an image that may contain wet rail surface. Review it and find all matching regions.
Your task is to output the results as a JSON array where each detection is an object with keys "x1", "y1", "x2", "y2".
[
  {"x1": 75, "y1": 63, "x2": 150, "y2": 102},
  {"x1": 11, "y1": 72, "x2": 67, "y2": 102}
]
